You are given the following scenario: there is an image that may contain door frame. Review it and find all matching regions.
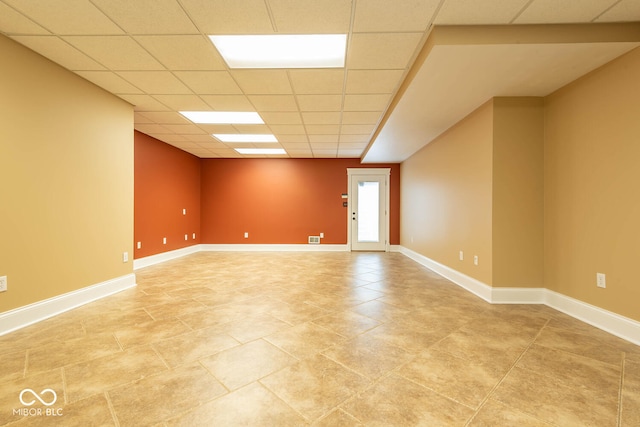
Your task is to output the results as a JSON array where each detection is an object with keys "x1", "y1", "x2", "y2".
[{"x1": 347, "y1": 168, "x2": 391, "y2": 252}]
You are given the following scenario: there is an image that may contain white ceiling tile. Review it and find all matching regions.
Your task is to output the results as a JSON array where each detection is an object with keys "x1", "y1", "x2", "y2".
[
  {"x1": 311, "y1": 142, "x2": 339, "y2": 150},
  {"x1": 289, "y1": 69, "x2": 345, "y2": 94},
  {"x1": 135, "y1": 123, "x2": 172, "y2": 134},
  {"x1": 179, "y1": 0, "x2": 274, "y2": 34},
  {"x1": 281, "y1": 142, "x2": 311, "y2": 149},
  {"x1": 118, "y1": 71, "x2": 192, "y2": 94},
  {"x1": 232, "y1": 70, "x2": 292, "y2": 94},
  {"x1": 196, "y1": 141, "x2": 229, "y2": 150},
  {"x1": 184, "y1": 134, "x2": 218, "y2": 143},
  {"x1": 118, "y1": 94, "x2": 170, "y2": 111},
  {"x1": 348, "y1": 32, "x2": 424, "y2": 69},
  {"x1": 345, "y1": 69, "x2": 405, "y2": 94},
  {"x1": 3, "y1": 0, "x2": 124, "y2": 35},
  {"x1": 158, "y1": 134, "x2": 190, "y2": 143},
  {"x1": 134, "y1": 112, "x2": 154, "y2": 124},
  {"x1": 232, "y1": 124, "x2": 272, "y2": 133},
  {"x1": 312, "y1": 149, "x2": 338, "y2": 157},
  {"x1": 596, "y1": 0, "x2": 640, "y2": 21},
  {"x1": 174, "y1": 71, "x2": 242, "y2": 94},
  {"x1": 278, "y1": 135, "x2": 309, "y2": 143},
  {"x1": 344, "y1": 94, "x2": 392, "y2": 111},
  {"x1": 197, "y1": 124, "x2": 237, "y2": 133},
  {"x1": 305, "y1": 124, "x2": 340, "y2": 134},
  {"x1": 137, "y1": 111, "x2": 190, "y2": 124},
  {"x1": 202, "y1": 95, "x2": 255, "y2": 111},
  {"x1": 515, "y1": 0, "x2": 619, "y2": 23},
  {"x1": 152, "y1": 94, "x2": 210, "y2": 111},
  {"x1": 434, "y1": 0, "x2": 531, "y2": 25},
  {"x1": 91, "y1": 0, "x2": 198, "y2": 34},
  {"x1": 64, "y1": 36, "x2": 164, "y2": 70},
  {"x1": 339, "y1": 142, "x2": 368, "y2": 149},
  {"x1": 248, "y1": 95, "x2": 298, "y2": 111},
  {"x1": 75, "y1": 71, "x2": 143, "y2": 94},
  {"x1": 337, "y1": 149, "x2": 363, "y2": 158},
  {"x1": 340, "y1": 135, "x2": 371, "y2": 143},
  {"x1": 354, "y1": 0, "x2": 439, "y2": 32},
  {"x1": 302, "y1": 112, "x2": 341, "y2": 125},
  {"x1": 11, "y1": 36, "x2": 105, "y2": 70},
  {"x1": 135, "y1": 35, "x2": 226, "y2": 71},
  {"x1": 342, "y1": 111, "x2": 382, "y2": 125},
  {"x1": 286, "y1": 150, "x2": 314, "y2": 157},
  {"x1": 296, "y1": 95, "x2": 343, "y2": 111},
  {"x1": 0, "y1": 3, "x2": 50, "y2": 34},
  {"x1": 162, "y1": 124, "x2": 207, "y2": 134},
  {"x1": 267, "y1": 0, "x2": 352, "y2": 33},
  {"x1": 341, "y1": 124, "x2": 376, "y2": 134},
  {"x1": 259, "y1": 112, "x2": 303, "y2": 125},
  {"x1": 269, "y1": 124, "x2": 306, "y2": 134},
  {"x1": 309, "y1": 135, "x2": 339, "y2": 143}
]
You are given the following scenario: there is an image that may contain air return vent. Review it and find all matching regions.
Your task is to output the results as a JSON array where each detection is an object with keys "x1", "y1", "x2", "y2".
[{"x1": 308, "y1": 236, "x2": 320, "y2": 244}]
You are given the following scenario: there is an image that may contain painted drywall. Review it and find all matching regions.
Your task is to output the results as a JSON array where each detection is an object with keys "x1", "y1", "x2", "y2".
[
  {"x1": 0, "y1": 35, "x2": 133, "y2": 313},
  {"x1": 200, "y1": 158, "x2": 400, "y2": 245},
  {"x1": 400, "y1": 101, "x2": 494, "y2": 284},
  {"x1": 492, "y1": 97, "x2": 544, "y2": 287},
  {"x1": 544, "y1": 47, "x2": 640, "y2": 321},
  {"x1": 134, "y1": 131, "x2": 201, "y2": 259}
]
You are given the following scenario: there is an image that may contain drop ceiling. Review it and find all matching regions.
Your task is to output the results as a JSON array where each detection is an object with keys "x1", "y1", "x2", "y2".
[{"x1": 1, "y1": 0, "x2": 639, "y2": 161}]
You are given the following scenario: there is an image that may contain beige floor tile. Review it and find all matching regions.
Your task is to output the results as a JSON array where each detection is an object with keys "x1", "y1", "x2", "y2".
[
  {"x1": 0, "y1": 369, "x2": 64, "y2": 426},
  {"x1": 322, "y1": 334, "x2": 414, "y2": 380},
  {"x1": 1, "y1": 252, "x2": 637, "y2": 427},
  {"x1": 109, "y1": 363, "x2": 226, "y2": 426},
  {"x1": 622, "y1": 360, "x2": 640, "y2": 426},
  {"x1": 200, "y1": 339, "x2": 297, "y2": 391},
  {"x1": 152, "y1": 326, "x2": 240, "y2": 368},
  {"x1": 342, "y1": 373, "x2": 474, "y2": 425},
  {"x1": 396, "y1": 348, "x2": 507, "y2": 409},
  {"x1": 260, "y1": 354, "x2": 368, "y2": 422},
  {"x1": 166, "y1": 382, "x2": 307, "y2": 426},
  {"x1": 220, "y1": 312, "x2": 292, "y2": 343},
  {"x1": 313, "y1": 408, "x2": 364, "y2": 426},
  {"x1": 114, "y1": 317, "x2": 192, "y2": 349},
  {"x1": 26, "y1": 332, "x2": 122, "y2": 375},
  {"x1": 492, "y1": 366, "x2": 618, "y2": 426},
  {"x1": 311, "y1": 310, "x2": 380, "y2": 338},
  {"x1": 468, "y1": 399, "x2": 552, "y2": 426},
  {"x1": 265, "y1": 322, "x2": 345, "y2": 359},
  {"x1": 534, "y1": 327, "x2": 626, "y2": 366},
  {"x1": 516, "y1": 344, "x2": 621, "y2": 397},
  {"x1": 64, "y1": 346, "x2": 167, "y2": 402}
]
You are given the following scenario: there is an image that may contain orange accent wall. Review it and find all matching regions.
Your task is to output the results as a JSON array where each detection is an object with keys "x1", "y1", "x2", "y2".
[
  {"x1": 200, "y1": 158, "x2": 400, "y2": 245},
  {"x1": 134, "y1": 131, "x2": 201, "y2": 258}
]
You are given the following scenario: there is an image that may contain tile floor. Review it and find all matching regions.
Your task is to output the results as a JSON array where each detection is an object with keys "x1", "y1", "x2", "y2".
[{"x1": 1, "y1": 251, "x2": 639, "y2": 426}]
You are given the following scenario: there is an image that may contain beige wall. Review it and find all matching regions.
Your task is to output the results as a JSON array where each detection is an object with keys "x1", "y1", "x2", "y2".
[
  {"x1": 401, "y1": 100, "x2": 494, "y2": 284},
  {"x1": 544, "y1": 47, "x2": 640, "y2": 321},
  {"x1": 492, "y1": 97, "x2": 544, "y2": 287},
  {"x1": 0, "y1": 35, "x2": 134, "y2": 313}
]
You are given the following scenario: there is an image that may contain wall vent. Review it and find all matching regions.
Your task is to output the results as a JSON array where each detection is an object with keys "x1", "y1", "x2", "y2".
[{"x1": 308, "y1": 236, "x2": 320, "y2": 244}]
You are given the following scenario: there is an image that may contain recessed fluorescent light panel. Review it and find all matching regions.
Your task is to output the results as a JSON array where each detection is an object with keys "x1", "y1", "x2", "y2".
[
  {"x1": 180, "y1": 111, "x2": 264, "y2": 124},
  {"x1": 209, "y1": 34, "x2": 347, "y2": 68},
  {"x1": 213, "y1": 134, "x2": 278, "y2": 143},
  {"x1": 235, "y1": 148, "x2": 286, "y2": 155}
]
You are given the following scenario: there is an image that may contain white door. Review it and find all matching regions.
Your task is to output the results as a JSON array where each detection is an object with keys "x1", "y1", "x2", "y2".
[{"x1": 348, "y1": 169, "x2": 389, "y2": 251}]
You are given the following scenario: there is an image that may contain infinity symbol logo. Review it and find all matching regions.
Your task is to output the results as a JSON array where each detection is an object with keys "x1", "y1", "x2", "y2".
[{"x1": 19, "y1": 389, "x2": 57, "y2": 407}]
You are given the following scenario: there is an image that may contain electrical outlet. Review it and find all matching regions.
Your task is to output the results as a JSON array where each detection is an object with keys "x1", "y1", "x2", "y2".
[
  {"x1": 459, "y1": 251, "x2": 464, "y2": 261},
  {"x1": 184, "y1": 234, "x2": 188, "y2": 241},
  {"x1": 192, "y1": 233, "x2": 196, "y2": 239},
  {"x1": 163, "y1": 237, "x2": 167, "y2": 244},
  {"x1": 137, "y1": 241, "x2": 141, "y2": 249},
  {"x1": 596, "y1": 273, "x2": 606, "y2": 288},
  {"x1": 123, "y1": 252, "x2": 129, "y2": 263},
  {"x1": 182, "y1": 208, "x2": 186, "y2": 215},
  {"x1": 473, "y1": 255, "x2": 479, "y2": 266},
  {"x1": 244, "y1": 232, "x2": 249, "y2": 238},
  {"x1": 320, "y1": 232, "x2": 324, "y2": 239},
  {"x1": 0, "y1": 276, "x2": 7, "y2": 292}
]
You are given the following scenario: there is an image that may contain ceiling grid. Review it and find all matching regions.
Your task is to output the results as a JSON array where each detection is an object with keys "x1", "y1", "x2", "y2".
[{"x1": 0, "y1": 0, "x2": 638, "y2": 160}]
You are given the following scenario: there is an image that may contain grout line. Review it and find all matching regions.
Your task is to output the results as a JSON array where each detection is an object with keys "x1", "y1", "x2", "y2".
[
  {"x1": 104, "y1": 390, "x2": 121, "y2": 427},
  {"x1": 464, "y1": 318, "x2": 551, "y2": 426},
  {"x1": 617, "y1": 353, "x2": 626, "y2": 427}
]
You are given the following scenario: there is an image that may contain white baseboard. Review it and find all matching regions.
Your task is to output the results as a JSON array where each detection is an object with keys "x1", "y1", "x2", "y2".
[
  {"x1": 133, "y1": 245, "x2": 202, "y2": 270},
  {"x1": 398, "y1": 246, "x2": 640, "y2": 346},
  {"x1": 0, "y1": 273, "x2": 136, "y2": 336},
  {"x1": 200, "y1": 244, "x2": 349, "y2": 252}
]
